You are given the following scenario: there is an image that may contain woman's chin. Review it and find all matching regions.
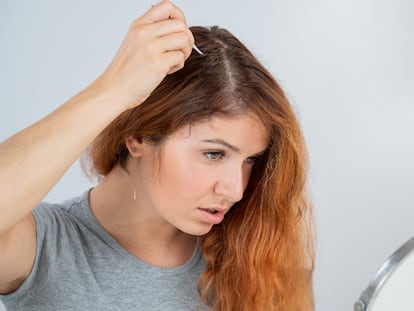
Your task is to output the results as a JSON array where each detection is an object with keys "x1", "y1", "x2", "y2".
[{"x1": 182, "y1": 222, "x2": 214, "y2": 236}]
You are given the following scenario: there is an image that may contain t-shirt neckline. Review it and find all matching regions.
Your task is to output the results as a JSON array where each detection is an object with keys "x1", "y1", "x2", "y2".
[{"x1": 78, "y1": 188, "x2": 203, "y2": 275}]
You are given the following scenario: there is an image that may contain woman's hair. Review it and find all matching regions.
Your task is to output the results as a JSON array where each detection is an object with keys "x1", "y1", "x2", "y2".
[{"x1": 86, "y1": 26, "x2": 314, "y2": 311}]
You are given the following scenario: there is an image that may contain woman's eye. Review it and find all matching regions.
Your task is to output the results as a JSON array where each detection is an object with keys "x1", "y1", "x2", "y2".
[
  {"x1": 204, "y1": 151, "x2": 224, "y2": 161},
  {"x1": 244, "y1": 157, "x2": 257, "y2": 164},
  {"x1": 245, "y1": 156, "x2": 261, "y2": 164}
]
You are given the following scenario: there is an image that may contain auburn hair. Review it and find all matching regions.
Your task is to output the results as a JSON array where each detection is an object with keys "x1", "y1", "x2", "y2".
[{"x1": 86, "y1": 26, "x2": 314, "y2": 310}]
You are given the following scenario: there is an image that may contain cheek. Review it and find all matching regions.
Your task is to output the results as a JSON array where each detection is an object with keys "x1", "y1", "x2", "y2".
[{"x1": 157, "y1": 155, "x2": 214, "y2": 200}]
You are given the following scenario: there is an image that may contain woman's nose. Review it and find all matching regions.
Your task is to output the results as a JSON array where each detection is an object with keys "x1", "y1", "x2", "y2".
[{"x1": 214, "y1": 166, "x2": 245, "y2": 203}]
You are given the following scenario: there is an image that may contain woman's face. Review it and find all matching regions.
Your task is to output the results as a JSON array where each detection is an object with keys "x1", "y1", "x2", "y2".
[{"x1": 132, "y1": 114, "x2": 269, "y2": 236}]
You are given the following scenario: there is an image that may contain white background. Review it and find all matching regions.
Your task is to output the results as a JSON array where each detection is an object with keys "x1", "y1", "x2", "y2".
[{"x1": 1, "y1": 1, "x2": 413, "y2": 310}]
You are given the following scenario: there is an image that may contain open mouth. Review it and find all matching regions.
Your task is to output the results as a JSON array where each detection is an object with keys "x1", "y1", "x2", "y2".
[
  {"x1": 200, "y1": 208, "x2": 219, "y2": 214},
  {"x1": 198, "y1": 207, "x2": 225, "y2": 225}
]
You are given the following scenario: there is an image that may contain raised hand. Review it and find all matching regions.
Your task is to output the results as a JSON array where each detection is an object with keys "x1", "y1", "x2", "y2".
[{"x1": 99, "y1": 0, "x2": 194, "y2": 109}]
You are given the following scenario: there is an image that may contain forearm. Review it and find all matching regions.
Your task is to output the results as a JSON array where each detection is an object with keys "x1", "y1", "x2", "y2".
[{"x1": 0, "y1": 0, "x2": 193, "y2": 236}]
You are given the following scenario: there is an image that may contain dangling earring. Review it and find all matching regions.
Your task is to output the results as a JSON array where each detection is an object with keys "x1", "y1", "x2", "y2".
[{"x1": 133, "y1": 189, "x2": 136, "y2": 201}]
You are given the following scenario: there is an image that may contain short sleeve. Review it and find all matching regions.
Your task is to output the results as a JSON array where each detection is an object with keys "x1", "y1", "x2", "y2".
[{"x1": 0, "y1": 202, "x2": 69, "y2": 306}]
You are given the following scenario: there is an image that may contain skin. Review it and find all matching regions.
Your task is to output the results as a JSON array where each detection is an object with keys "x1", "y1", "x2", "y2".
[
  {"x1": 90, "y1": 115, "x2": 269, "y2": 268},
  {"x1": 0, "y1": 0, "x2": 193, "y2": 294}
]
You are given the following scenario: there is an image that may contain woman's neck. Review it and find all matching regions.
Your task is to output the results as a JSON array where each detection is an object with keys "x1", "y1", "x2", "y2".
[{"x1": 89, "y1": 165, "x2": 197, "y2": 267}]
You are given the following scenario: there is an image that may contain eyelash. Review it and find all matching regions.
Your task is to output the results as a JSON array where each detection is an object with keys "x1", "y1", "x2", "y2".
[
  {"x1": 203, "y1": 151, "x2": 260, "y2": 164},
  {"x1": 204, "y1": 151, "x2": 224, "y2": 161},
  {"x1": 245, "y1": 156, "x2": 259, "y2": 164}
]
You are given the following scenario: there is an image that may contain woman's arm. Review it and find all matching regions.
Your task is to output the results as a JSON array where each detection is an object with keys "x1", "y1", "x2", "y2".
[{"x1": 0, "y1": 0, "x2": 193, "y2": 293}]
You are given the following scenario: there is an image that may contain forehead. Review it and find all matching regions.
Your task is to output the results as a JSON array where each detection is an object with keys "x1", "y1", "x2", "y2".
[{"x1": 168, "y1": 114, "x2": 269, "y2": 152}]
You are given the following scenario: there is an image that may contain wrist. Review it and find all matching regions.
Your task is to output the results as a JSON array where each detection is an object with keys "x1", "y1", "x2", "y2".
[{"x1": 88, "y1": 74, "x2": 143, "y2": 112}]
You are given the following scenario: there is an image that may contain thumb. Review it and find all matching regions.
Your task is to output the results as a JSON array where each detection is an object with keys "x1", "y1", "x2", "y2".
[{"x1": 138, "y1": 1, "x2": 187, "y2": 24}]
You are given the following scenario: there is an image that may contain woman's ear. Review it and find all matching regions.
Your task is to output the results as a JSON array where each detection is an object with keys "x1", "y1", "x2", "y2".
[{"x1": 125, "y1": 136, "x2": 144, "y2": 158}]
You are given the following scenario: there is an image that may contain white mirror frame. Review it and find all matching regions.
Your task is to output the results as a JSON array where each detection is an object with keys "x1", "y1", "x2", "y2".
[{"x1": 355, "y1": 236, "x2": 414, "y2": 311}]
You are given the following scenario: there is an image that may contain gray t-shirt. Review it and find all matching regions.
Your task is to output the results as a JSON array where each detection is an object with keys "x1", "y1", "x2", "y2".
[{"x1": 0, "y1": 190, "x2": 207, "y2": 311}]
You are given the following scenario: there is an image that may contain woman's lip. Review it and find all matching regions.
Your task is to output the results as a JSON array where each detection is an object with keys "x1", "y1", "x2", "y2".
[
  {"x1": 198, "y1": 208, "x2": 225, "y2": 225},
  {"x1": 201, "y1": 206, "x2": 227, "y2": 213}
]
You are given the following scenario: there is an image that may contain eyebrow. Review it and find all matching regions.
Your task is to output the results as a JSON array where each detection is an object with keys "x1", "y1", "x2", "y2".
[
  {"x1": 201, "y1": 139, "x2": 268, "y2": 158},
  {"x1": 200, "y1": 139, "x2": 240, "y2": 152}
]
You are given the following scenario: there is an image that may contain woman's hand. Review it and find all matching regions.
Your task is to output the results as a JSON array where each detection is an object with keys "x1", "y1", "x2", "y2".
[{"x1": 98, "y1": 0, "x2": 194, "y2": 109}]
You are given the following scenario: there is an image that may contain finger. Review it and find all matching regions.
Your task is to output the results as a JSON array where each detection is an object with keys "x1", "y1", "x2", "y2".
[
  {"x1": 155, "y1": 31, "x2": 193, "y2": 57},
  {"x1": 183, "y1": 28, "x2": 195, "y2": 58},
  {"x1": 149, "y1": 19, "x2": 188, "y2": 38},
  {"x1": 167, "y1": 1, "x2": 187, "y2": 23},
  {"x1": 163, "y1": 50, "x2": 186, "y2": 75},
  {"x1": 152, "y1": 20, "x2": 195, "y2": 54},
  {"x1": 138, "y1": 1, "x2": 187, "y2": 25}
]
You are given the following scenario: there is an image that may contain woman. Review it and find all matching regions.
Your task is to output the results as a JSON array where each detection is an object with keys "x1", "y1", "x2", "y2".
[{"x1": 0, "y1": 1, "x2": 314, "y2": 310}]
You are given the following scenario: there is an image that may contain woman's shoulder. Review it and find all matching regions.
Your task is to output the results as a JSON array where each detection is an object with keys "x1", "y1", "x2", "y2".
[
  {"x1": 31, "y1": 189, "x2": 99, "y2": 247},
  {"x1": 33, "y1": 189, "x2": 91, "y2": 223}
]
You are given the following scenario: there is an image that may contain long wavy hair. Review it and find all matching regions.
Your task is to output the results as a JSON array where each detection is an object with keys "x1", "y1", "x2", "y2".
[{"x1": 85, "y1": 26, "x2": 314, "y2": 311}]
